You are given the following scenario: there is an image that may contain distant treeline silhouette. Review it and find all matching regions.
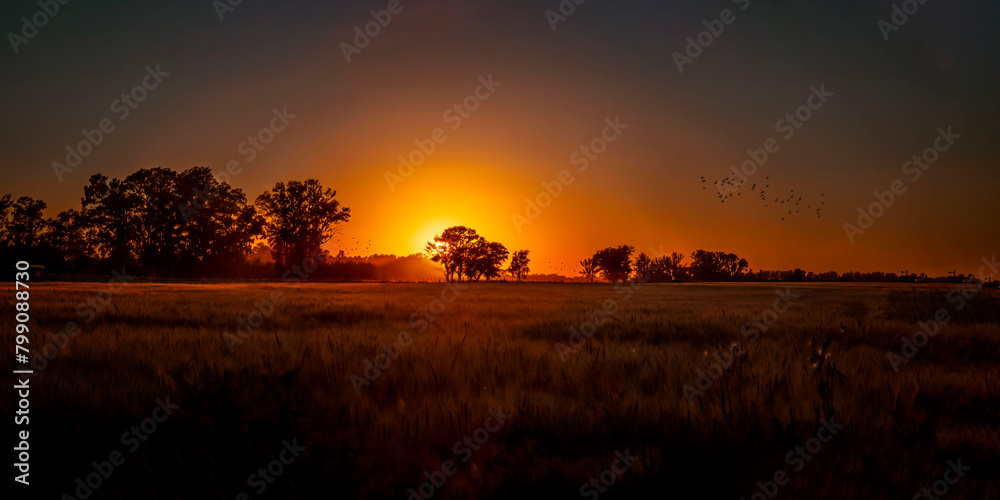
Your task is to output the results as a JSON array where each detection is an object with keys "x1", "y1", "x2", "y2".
[
  {"x1": 0, "y1": 166, "x2": 372, "y2": 279},
  {"x1": 0, "y1": 166, "x2": 992, "y2": 284},
  {"x1": 578, "y1": 246, "x2": 991, "y2": 285}
]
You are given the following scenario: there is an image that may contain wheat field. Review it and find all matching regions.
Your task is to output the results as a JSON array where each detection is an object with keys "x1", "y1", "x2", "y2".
[{"x1": 4, "y1": 282, "x2": 999, "y2": 499}]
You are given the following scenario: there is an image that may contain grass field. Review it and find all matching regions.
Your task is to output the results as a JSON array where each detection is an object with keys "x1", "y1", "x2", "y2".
[{"x1": 4, "y1": 282, "x2": 999, "y2": 499}]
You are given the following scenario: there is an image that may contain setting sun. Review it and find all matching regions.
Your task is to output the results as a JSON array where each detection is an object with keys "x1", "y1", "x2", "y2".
[{"x1": 410, "y1": 216, "x2": 462, "y2": 255}]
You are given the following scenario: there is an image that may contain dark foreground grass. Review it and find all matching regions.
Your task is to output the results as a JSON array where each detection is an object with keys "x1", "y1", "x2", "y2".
[{"x1": 2, "y1": 282, "x2": 998, "y2": 499}]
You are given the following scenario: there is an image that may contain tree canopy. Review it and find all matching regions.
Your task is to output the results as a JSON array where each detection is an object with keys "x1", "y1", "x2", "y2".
[
  {"x1": 592, "y1": 245, "x2": 634, "y2": 283},
  {"x1": 424, "y1": 226, "x2": 512, "y2": 282},
  {"x1": 256, "y1": 179, "x2": 350, "y2": 269}
]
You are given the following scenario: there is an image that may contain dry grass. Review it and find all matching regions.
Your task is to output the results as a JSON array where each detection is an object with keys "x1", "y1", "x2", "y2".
[{"x1": 3, "y1": 282, "x2": 999, "y2": 499}]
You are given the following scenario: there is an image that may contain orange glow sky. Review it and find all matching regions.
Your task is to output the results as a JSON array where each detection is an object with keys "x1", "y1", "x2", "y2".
[{"x1": 2, "y1": 1, "x2": 998, "y2": 277}]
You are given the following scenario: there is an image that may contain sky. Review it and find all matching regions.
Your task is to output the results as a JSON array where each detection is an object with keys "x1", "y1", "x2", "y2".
[{"x1": 1, "y1": 0, "x2": 998, "y2": 277}]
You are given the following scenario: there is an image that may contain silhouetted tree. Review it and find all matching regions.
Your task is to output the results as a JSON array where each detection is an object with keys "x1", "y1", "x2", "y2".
[
  {"x1": 467, "y1": 240, "x2": 508, "y2": 281},
  {"x1": 737, "y1": 258, "x2": 749, "y2": 276},
  {"x1": 593, "y1": 245, "x2": 634, "y2": 283},
  {"x1": 45, "y1": 209, "x2": 88, "y2": 263},
  {"x1": 0, "y1": 194, "x2": 12, "y2": 248},
  {"x1": 427, "y1": 226, "x2": 510, "y2": 282},
  {"x1": 649, "y1": 255, "x2": 670, "y2": 282},
  {"x1": 177, "y1": 167, "x2": 262, "y2": 273},
  {"x1": 668, "y1": 252, "x2": 686, "y2": 280},
  {"x1": 8, "y1": 197, "x2": 48, "y2": 248},
  {"x1": 689, "y1": 250, "x2": 716, "y2": 280},
  {"x1": 76, "y1": 167, "x2": 264, "y2": 276},
  {"x1": 647, "y1": 252, "x2": 686, "y2": 282},
  {"x1": 82, "y1": 173, "x2": 141, "y2": 266},
  {"x1": 633, "y1": 252, "x2": 652, "y2": 282},
  {"x1": 718, "y1": 252, "x2": 748, "y2": 277},
  {"x1": 256, "y1": 179, "x2": 350, "y2": 270},
  {"x1": 689, "y1": 249, "x2": 750, "y2": 281},
  {"x1": 426, "y1": 226, "x2": 480, "y2": 282},
  {"x1": 126, "y1": 168, "x2": 187, "y2": 274},
  {"x1": 508, "y1": 250, "x2": 530, "y2": 281},
  {"x1": 579, "y1": 258, "x2": 597, "y2": 282}
]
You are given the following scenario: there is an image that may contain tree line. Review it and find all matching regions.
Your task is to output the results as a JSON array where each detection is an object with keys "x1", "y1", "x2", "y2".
[
  {"x1": 575, "y1": 246, "x2": 988, "y2": 285},
  {"x1": 576, "y1": 247, "x2": 748, "y2": 283},
  {"x1": 0, "y1": 167, "x2": 351, "y2": 278}
]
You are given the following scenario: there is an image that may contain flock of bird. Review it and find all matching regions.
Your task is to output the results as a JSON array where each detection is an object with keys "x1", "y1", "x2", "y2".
[
  {"x1": 332, "y1": 235, "x2": 372, "y2": 256},
  {"x1": 548, "y1": 260, "x2": 573, "y2": 276},
  {"x1": 701, "y1": 173, "x2": 825, "y2": 220}
]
